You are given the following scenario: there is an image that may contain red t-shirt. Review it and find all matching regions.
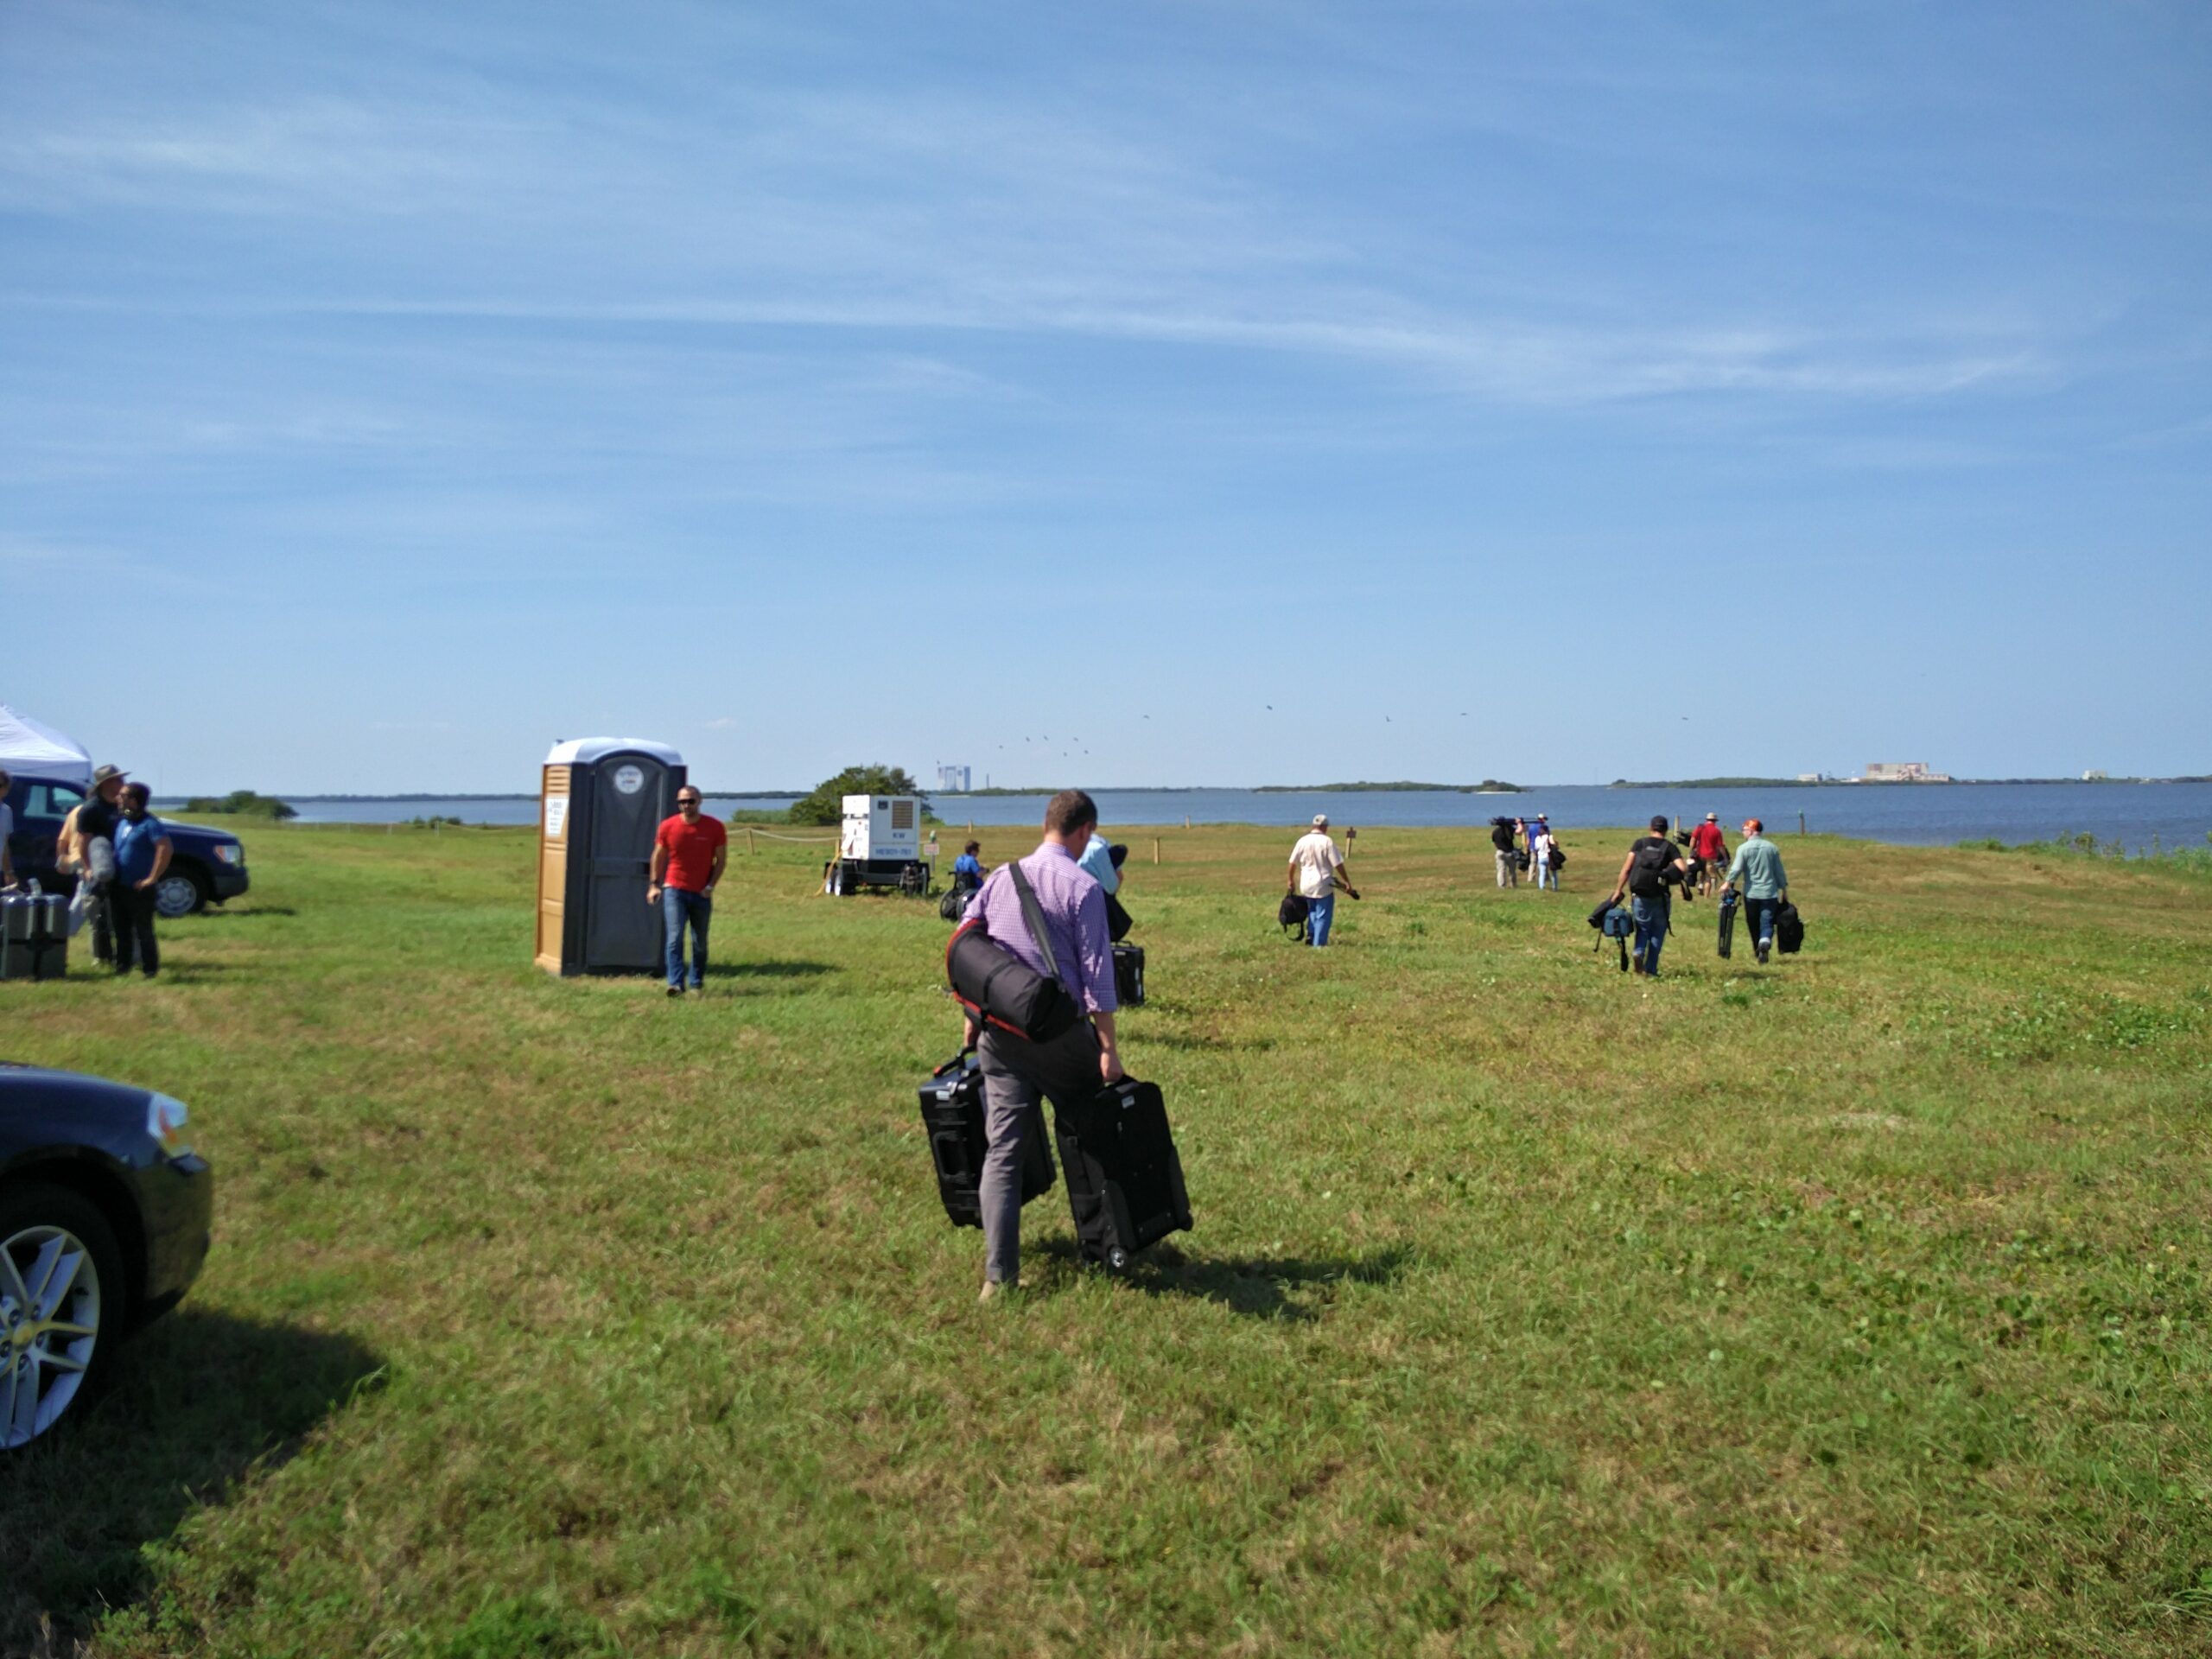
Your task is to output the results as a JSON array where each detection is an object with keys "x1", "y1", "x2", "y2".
[
  {"x1": 655, "y1": 813, "x2": 727, "y2": 893},
  {"x1": 1689, "y1": 823, "x2": 1726, "y2": 861}
]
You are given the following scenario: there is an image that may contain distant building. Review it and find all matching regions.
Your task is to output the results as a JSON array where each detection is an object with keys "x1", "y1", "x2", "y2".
[
  {"x1": 2082, "y1": 768, "x2": 2108, "y2": 781},
  {"x1": 937, "y1": 763, "x2": 972, "y2": 793},
  {"x1": 1864, "y1": 761, "x2": 1952, "y2": 783},
  {"x1": 1797, "y1": 772, "x2": 1824, "y2": 783}
]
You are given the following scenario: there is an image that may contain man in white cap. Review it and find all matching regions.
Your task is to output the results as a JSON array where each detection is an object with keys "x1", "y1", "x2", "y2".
[
  {"x1": 1287, "y1": 814, "x2": 1358, "y2": 947},
  {"x1": 1689, "y1": 811, "x2": 1729, "y2": 896}
]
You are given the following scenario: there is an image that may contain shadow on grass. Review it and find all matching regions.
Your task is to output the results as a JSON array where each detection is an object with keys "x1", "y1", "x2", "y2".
[
  {"x1": 194, "y1": 906, "x2": 298, "y2": 919},
  {"x1": 1034, "y1": 1241, "x2": 1414, "y2": 1322},
  {"x1": 0, "y1": 1309, "x2": 383, "y2": 1654},
  {"x1": 704, "y1": 960, "x2": 836, "y2": 981}
]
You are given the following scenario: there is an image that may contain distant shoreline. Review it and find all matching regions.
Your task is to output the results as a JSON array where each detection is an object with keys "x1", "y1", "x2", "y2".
[
  {"x1": 150, "y1": 777, "x2": 2209, "y2": 804},
  {"x1": 1608, "y1": 776, "x2": 2211, "y2": 789}
]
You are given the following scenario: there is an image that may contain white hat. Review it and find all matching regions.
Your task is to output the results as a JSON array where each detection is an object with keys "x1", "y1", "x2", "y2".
[{"x1": 1312, "y1": 813, "x2": 1328, "y2": 827}]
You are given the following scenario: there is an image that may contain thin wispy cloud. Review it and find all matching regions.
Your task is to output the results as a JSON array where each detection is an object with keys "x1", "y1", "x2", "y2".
[{"x1": 2, "y1": 0, "x2": 2204, "y2": 789}]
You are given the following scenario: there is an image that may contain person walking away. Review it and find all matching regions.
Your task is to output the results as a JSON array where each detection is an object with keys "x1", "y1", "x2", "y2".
[
  {"x1": 963, "y1": 790, "x2": 1122, "y2": 1300},
  {"x1": 0, "y1": 769, "x2": 16, "y2": 889},
  {"x1": 1609, "y1": 815, "x2": 1694, "y2": 977},
  {"x1": 108, "y1": 784, "x2": 171, "y2": 978},
  {"x1": 1532, "y1": 815, "x2": 1560, "y2": 891},
  {"x1": 1689, "y1": 812, "x2": 1728, "y2": 896},
  {"x1": 1287, "y1": 815, "x2": 1357, "y2": 946},
  {"x1": 951, "y1": 839, "x2": 986, "y2": 893},
  {"x1": 62, "y1": 765, "x2": 128, "y2": 963},
  {"x1": 646, "y1": 785, "x2": 726, "y2": 996},
  {"x1": 1724, "y1": 818, "x2": 1789, "y2": 964},
  {"x1": 1491, "y1": 817, "x2": 1517, "y2": 887}
]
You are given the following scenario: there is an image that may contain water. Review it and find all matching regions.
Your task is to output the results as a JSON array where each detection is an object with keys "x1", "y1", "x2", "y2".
[
  {"x1": 183, "y1": 796, "x2": 800, "y2": 827},
  {"x1": 232, "y1": 784, "x2": 2212, "y2": 851},
  {"x1": 935, "y1": 783, "x2": 2212, "y2": 852}
]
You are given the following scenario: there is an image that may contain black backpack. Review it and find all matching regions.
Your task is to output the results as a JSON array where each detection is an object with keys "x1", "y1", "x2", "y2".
[
  {"x1": 1279, "y1": 891, "x2": 1310, "y2": 938},
  {"x1": 1628, "y1": 837, "x2": 1674, "y2": 898}
]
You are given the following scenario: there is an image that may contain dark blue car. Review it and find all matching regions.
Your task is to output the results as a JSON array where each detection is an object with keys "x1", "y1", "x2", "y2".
[
  {"x1": 0, "y1": 1064, "x2": 213, "y2": 1448},
  {"x1": 4, "y1": 775, "x2": 249, "y2": 919}
]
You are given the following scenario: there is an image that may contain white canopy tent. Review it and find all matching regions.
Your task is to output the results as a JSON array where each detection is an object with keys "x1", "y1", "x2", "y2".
[{"x1": 0, "y1": 704, "x2": 92, "y2": 789}]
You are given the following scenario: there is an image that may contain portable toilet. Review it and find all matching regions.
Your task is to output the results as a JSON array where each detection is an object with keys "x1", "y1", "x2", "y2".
[{"x1": 536, "y1": 738, "x2": 688, "y2": 975}]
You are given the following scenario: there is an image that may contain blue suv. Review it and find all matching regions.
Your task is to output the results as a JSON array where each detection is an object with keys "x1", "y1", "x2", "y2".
[{"x1": 4, "y1": 777, "x2": 249, "y2": 918}]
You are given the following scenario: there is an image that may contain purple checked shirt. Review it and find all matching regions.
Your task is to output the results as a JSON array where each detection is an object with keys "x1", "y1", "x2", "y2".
[{"x1": 963, "y1": 842, "x2": 1118, "y2": 1015}]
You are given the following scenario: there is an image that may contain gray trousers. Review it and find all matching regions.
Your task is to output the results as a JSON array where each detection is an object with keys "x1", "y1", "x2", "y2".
[
  {"x1": 1495, "y1": 849, "x2": 1517, "y2": 887},
  {"x1": 976, "y1": 1022, "x2": 1103, "y2": 1285}
]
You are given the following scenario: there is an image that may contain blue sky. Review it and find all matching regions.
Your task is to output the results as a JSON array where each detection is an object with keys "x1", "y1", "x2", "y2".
[{"x1": 3, "y1": 1, "x2": 2208, "y2": 793}]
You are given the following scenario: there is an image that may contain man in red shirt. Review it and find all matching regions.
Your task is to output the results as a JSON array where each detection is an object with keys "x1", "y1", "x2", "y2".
[
  {"x1": 1688, "y1": 812, "x2": 1728, "y2": 896},
  {"x1": 647, "y1": 785, "x2": 727, "y2": 996}
]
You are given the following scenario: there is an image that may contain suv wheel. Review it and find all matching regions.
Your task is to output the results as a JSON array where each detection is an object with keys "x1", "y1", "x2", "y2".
[
  {"x1": 0, "y1": 1184, "x2": 126, "y2": 1450},
  {"x1": 154, "y1": 869, "x2": 209, "y2": 919}
]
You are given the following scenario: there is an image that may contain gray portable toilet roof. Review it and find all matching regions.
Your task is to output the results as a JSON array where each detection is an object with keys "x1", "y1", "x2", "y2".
[{"x1": 545, "y1": 736, "x2": 685, "y2": 766}]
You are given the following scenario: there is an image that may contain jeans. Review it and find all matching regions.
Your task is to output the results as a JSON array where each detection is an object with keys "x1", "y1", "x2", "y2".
[
  {"x1": 1744, "y1": 895, "x2": 1780, "y2": 955},
  {"x1": 1630, "y1": 893, "x2": 1670, "y2": 974},
  {"x1": 1535, "y1": 857, "x2": 1556, "y2": 891},
  {"x1": 110, "y1": 883, "x2": 158, "y2": 976},
  {"x1": 1306, "y1": 891, "x2": 1336, "y2": 946},
  {"x1": 662, "y1": 886, "x2": 711, "y2": 987},
  {"x1": 976, "y1": 1023, "x2": 1101, "y2": 1284},
  {"x1": 1495, "y1": 849, "x2": 1516, "y2": 887}
]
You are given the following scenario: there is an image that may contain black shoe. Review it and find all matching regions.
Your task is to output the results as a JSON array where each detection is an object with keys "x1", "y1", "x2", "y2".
[{"x1": 666, "y1": 984, "x2": 684, "y2": 998}]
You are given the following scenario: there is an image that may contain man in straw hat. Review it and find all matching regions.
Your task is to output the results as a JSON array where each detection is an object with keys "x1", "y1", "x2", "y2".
[{"x1": 60, "y1": 763, "x2": 129, "y2": 963}]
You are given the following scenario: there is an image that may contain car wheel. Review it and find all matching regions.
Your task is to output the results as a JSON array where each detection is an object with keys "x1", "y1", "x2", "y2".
[
  {"x1": 154, "y1": 869, "x2": 208, "y2": 919},
  {"x1": 0, "y1": 1184, "x2": 127, "y2": 1451}
]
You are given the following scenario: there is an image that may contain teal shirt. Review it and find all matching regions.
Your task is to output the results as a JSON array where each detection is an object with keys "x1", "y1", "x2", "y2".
[{"x1": 1726, "y1": 835, "x2": 1789, "y2": 899}]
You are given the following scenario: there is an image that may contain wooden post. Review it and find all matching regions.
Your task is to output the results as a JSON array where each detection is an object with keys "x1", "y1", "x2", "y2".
[
  {"x1": 1799, "y1": 811, "x2": 1806, "y2": 836},
  {"x1": 747, "y1": 826, "x2": 757, "y2": 855},
  {"x1": 1152, "y1": 836, "x2": 1160, "y2": 865}
]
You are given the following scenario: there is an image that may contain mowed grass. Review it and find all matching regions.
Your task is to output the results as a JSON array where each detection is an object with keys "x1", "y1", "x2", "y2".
[{"x1": 4, "y1": 822, "x2": 2211, "y2": 1657}]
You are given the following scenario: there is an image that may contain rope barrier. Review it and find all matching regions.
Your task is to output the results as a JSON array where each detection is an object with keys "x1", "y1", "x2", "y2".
[{"x1": 733, "y1": 825, "x2": 840, "y2": 843}]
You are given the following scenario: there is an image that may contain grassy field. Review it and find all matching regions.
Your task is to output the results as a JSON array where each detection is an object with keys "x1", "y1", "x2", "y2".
[{"x1": 4, "y1": 821, "x2": 2209, "y2": 1657}]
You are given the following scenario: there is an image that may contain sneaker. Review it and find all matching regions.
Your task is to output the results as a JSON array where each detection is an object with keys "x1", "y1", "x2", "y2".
[
  {"x1": 666, "y1": 984, "x2": 684, "y2": 998},
  {"x1": 1755, "y1": 944, "x2": 1769, "y2": 965},
  {"x1": 979, "y1": 1280, "x2": 1016, "y2": 1303},
  {"x1": 688, "y1": 980, "x2": 704, "y2": 993}
]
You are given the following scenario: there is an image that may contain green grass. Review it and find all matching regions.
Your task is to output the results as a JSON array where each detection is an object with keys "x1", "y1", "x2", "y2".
[{"x1": 4, "y1": 823, "x2": 2210, "y2": 1656}]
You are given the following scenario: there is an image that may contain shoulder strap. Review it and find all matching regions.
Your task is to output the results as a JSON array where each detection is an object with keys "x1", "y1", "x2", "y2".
[{"x1": 1005, "y1": 859, "x2": 1063, "y2": 980}]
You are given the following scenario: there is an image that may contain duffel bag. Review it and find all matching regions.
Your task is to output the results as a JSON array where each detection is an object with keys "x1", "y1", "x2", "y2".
[{"x1": 944, "y1": 861, "x2": 1080, "y2": 1043}]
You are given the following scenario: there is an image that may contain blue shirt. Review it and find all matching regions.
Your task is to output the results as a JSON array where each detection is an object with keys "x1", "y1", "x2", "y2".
[
  {"x1": 114, "y1": 813, "x2": 169, "y2": 884},
  {"x1": 964, "y1": 842, "x2": 1117, "y2": 1014},
  {"x1": 1076, "y1": 832, "x2": 1121, "y2": 895},
  {"x1": 953, "y1": 853, "x2": 984, "y2": 880},
  {"x1": 1726, "y1": 835, "x2": 1789, "y2": 899}
]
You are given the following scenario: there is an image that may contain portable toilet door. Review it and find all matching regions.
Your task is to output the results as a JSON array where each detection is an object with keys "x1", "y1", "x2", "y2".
[{"x1": 537, "y1": 738, "x2": 687, "y2": 975}]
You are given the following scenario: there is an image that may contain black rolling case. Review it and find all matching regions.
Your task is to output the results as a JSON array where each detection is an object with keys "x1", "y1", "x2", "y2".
[
  {"x1": 1775, "y1": 900, "x2": 1805, "y2": 956},
  {"x1": 0, "y1": 892, "x2": 68, "y2": 982},
  {"x1": 1717, "y1": 889, "x2": 1738, "y2": 959},
  {"x1": 1113, "y1": 942, "x2": 1145, "y2": 1007},
  {"x1": 1056, "y1": 1077, "x2": 1192, "y2": 1270},
  {"x1": 918, "y1": 1051, "x2": 1053, "y2": 1229}
]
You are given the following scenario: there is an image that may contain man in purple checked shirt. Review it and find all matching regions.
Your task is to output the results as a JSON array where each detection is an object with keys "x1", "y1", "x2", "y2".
[{"x1": 959, "y1": 788, "x2": 1123, "y2": 1301}]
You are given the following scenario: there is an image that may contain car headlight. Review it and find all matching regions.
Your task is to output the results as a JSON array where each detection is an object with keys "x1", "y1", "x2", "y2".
[
  {"x1": 147, "y1": 1092, "x2": 194, "y2": 1160},
  {"x1": 213, "y1": 844, "x2": 244, "y2": 866}
]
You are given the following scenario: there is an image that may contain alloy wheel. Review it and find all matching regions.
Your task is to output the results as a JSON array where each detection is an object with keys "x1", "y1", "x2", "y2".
[
  {"x1": 0, "y1": 1224, "x2": 102, "y2": 1447},
  {"x1": 154, "y1": 874, "x2": 203, "y2": 918}
]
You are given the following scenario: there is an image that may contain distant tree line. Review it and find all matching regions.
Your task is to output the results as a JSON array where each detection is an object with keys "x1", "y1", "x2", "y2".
[{"x1": 181, "y1": 790, "x2": 297, "y2": 820}]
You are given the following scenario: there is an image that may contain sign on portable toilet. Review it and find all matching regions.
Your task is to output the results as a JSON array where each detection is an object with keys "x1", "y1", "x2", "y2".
[{"x1": 536, "y1": 738, "x2": 687, "y2": 976}]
